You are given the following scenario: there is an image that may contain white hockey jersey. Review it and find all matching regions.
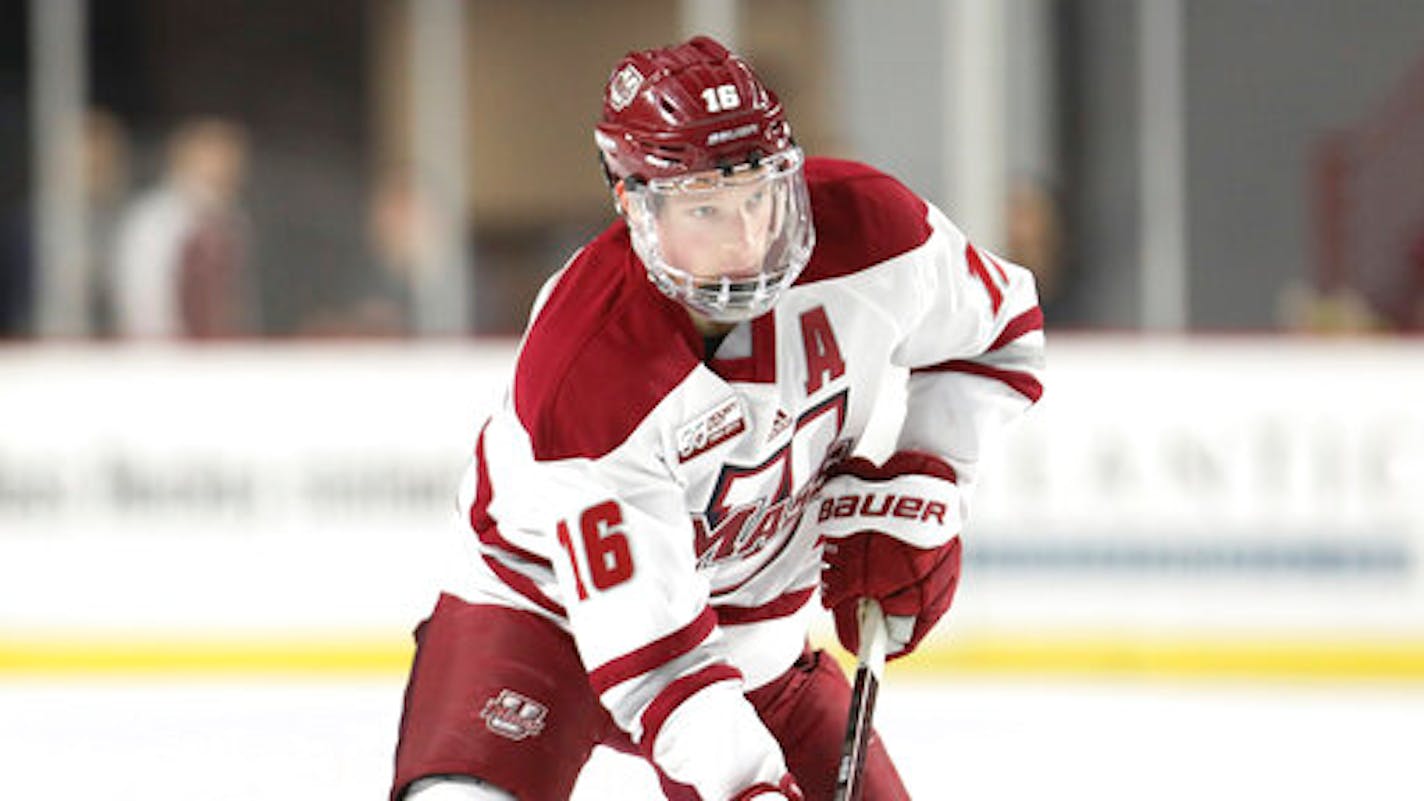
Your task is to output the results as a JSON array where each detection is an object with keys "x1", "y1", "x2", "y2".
[{"x1": 455, "y1": 157, "x2": 1045, "y2": 798}]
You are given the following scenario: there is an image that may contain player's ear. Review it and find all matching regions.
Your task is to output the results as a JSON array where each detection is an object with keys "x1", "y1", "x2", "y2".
[
  {"x1": 615, "y1": 180, "x2": 650, "y2": 224},
  {"x1": 614, "y1": 180, "x2": 630, "y2": 216}
]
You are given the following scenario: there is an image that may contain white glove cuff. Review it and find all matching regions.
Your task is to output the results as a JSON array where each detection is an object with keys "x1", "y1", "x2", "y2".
[{"x1": 812, "y1": 471, "x2": 961, "y2": 548}]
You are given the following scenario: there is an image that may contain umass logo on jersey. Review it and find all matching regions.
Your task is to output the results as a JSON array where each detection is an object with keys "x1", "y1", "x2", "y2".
[
  {"x1": 691, "y1": 391, "x2": 850, "y2": 575},
  {"x1": 480, "y1": 689, "x2": 548, "y2": 741}
]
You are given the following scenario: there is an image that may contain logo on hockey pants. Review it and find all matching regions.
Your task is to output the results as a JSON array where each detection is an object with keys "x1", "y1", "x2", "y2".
[{"x1": 480, "y1": 689, "x2": 547, "y2": 741}]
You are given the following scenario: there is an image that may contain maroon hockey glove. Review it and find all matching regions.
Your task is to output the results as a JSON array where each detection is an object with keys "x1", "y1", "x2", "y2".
[
  {"x1": 816, "y1": 452, "x2": 964, "y2": 659},
  {"x1": 821, "y1": 531, "x2": 961, "y2": 658},
  {"x1": 730, "y1": 774, "x2": 805, "y2": 801}
]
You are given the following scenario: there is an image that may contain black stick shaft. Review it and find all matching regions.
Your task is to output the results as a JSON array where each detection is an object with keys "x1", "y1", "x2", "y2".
[
  {"x1": 832, "y1": 599, "x2": 887, "y2": 801},
  {"x1": 833, "y1": 664, "x2": 881, "y2": 801}
]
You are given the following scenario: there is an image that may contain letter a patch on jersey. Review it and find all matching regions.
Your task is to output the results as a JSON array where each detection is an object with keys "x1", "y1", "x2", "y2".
[{"x1": 800, "y1": 306, "x2": 846, "y2": 395}]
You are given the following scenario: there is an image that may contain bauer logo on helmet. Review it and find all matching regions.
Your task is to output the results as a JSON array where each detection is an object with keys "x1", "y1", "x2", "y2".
[{"x1": 707, "y1": 123, "x2": 760, "y2": 146}]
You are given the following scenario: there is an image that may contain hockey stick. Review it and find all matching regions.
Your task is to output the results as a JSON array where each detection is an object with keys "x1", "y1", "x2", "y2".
[{"x1": 832, "y1": 598, "x2": 889, "y2": 801}]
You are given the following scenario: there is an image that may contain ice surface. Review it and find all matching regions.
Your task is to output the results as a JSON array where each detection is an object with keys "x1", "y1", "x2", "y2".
[{"x1": 1, "y1": 677, "x2": 1419, "y2": 799}]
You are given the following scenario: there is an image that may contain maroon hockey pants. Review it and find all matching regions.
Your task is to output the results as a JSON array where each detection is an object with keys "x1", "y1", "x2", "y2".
[{"x1": 391, "y1": 593, "x2": 909, "y2": 800}]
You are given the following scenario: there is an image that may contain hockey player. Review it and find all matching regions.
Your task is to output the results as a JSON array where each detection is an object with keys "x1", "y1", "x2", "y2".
[{"x1": 391, "y1": 36, "x2": 1044, "y2": 801}]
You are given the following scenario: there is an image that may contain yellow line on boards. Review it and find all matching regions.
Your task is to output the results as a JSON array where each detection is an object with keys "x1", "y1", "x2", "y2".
[
  {"x1": 882, "y1": 635, "x2": 1424, "y2": 682},
  {"x1": 0, "y1": 635, "x2": 414, "y2": 678},
  {"x1": 4, "y1": 632, "x2": 1424, "y2": 681}
]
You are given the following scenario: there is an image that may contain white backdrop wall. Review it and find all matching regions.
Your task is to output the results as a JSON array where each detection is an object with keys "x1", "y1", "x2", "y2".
[{"x1": 1, "y1": 337, "x2": 1421, "y2": 673}]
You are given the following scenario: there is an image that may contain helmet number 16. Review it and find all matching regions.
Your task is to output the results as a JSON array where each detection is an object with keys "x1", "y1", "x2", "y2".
[{"x1": 701, "y1": 84, "x2": 741, "y2": 113}]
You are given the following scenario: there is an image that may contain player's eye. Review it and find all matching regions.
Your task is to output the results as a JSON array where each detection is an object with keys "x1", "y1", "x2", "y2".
[{"x1": 687, "y1": 205, "x2": 721, "y2": 220}]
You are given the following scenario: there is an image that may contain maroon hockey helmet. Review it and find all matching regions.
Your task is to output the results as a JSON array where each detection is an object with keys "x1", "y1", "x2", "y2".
[
  {"x1": 595, "y1": 35, "x2": 795, "y2": 185},
  {"x1": 594, "y1": 36, "x2": 814, "y2": 323}
]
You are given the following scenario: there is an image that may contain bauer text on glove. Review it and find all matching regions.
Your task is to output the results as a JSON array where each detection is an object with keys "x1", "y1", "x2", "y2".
[{"x1": 815, "y1": 451, "x2": 964, "y2": 658}]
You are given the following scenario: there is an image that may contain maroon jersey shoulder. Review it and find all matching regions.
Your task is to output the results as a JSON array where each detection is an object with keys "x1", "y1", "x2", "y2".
[
  {"x1": 797, "y1": 157, "x2": 933, "y2": 285},
  {"x1": 514, "y1": 222, "x2": 702, "y2": 462}
]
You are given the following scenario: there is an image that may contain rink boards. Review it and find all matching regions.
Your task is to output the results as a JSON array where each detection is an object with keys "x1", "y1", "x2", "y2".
[{"x1": 1, "y1": 336, "x2": 1421, "y2": 681}]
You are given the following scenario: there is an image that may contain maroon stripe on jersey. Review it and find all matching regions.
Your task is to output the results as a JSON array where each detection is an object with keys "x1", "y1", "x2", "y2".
[
  {"x1": 830, "y1": 451, "x2": 958, "y2": 485},
  {"x1": 965, "y1": 244, "x2": 1004, "y2": 314},
  {"x1": 480, "y1": 554, "x2": 566, "y2": 618},
  {"x1": 513, "y1": 223, "x2": 704, "y2": 462},
  {"x1": 469, "y1": 427, "x2": 551, "y2": 568},
  {"x1": 794, "y1": 158, "x2": 933, "y2": 286},
  {"x1": 914, "y1": 359, "x2": 1044, "y2": 403},
  {"x1": 984, "y1": 249, "x2": 1011, "y2": 283},
  {"x1": 988, "y1": 307, "x2": 1045, "y2": 352},
  {"x1": 476, "y1": 521, "x2": 549, "y2": 571},
  {"x1": 637, "y1": 663, "x2": 743, "y2": 758},
  {"x1": 469, "y1": 423, "x2": 494, "y2": 533},
  {"x1": 714, "y1": 586, "x2": 817, "y2": 625},
  {"x1": 588, "y1": 607, "x2": 718, "y2": 695}
]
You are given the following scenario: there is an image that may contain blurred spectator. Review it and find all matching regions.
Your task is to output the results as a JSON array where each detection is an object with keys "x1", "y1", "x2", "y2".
[
  {"x1": 113, "y1": 117, "x2": 257, "y2": 339},
  {"x1": 1004, "y1": 175, "x2": 1080, "y2": 326},
  {"x1": 297, "y1": 165, "x2": 424, "y2": 337},
  {"x1": 1, "y1": 108, "x2": 131, "y2": 338},
  {"x1": 1276, "y1": 282, "x2": 1383, "y2": 334},
  {"x1": 1403, "y1": 231, "x2": 1424, "y2": 332}
]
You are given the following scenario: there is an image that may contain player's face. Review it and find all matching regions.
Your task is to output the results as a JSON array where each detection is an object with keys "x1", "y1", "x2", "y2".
[
  {"x1": 655, "y1": 179, "x2": 779, "y2": 282},
  {"x1": 620, "y1": 146, "x2": 814, "y2": 324}
]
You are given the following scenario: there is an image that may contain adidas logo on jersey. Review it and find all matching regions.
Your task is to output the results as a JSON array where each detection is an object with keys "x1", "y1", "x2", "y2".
[
  {"x1": 767, "y1": 407, "x2": 792, "y2": 442},
  {"x1": 677, "y1": 397, "x2": 747, "y2": 462}
]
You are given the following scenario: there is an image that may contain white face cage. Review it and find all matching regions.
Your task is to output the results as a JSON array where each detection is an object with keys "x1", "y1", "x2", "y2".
[{"x1": 623, "y1": 147, "x2": 815, "y2": 324}]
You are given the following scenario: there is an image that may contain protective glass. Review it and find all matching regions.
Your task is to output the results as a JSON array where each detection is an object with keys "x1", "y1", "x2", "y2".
[{"x1": 624, "y1": 147, "x2": 815, "y2": 323}]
